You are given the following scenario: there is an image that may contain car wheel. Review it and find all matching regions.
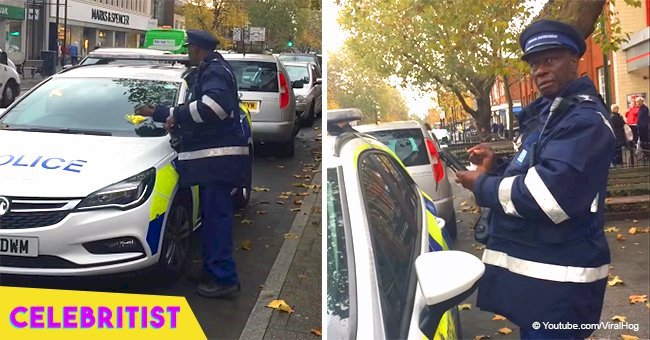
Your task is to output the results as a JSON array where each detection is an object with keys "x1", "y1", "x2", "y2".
[
  {"x1": 446, "y1": 210, "x2": 458, "y2": 240},
  {"x1": 1, "y1": 81, "x2": 17, "y2": 108},
  {"x1": 301, "y1": 102, "x2": 315, "y2": 127},
  {"x1": 233, "y1": 186, "x2": 251, "y2": 209},
  {"x1": 155, "y1": 192, "x2": 192, "y2": 283}
]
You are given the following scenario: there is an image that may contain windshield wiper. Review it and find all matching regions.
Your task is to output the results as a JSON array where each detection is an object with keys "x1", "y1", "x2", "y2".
[{"x1": 1, "y1": 126, "x2": 112, "y2": 136}]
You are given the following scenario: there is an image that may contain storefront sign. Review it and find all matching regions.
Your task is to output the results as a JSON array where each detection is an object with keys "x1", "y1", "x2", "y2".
[
  {"x1": 90, "y1": 8, "x2": 129, "y2": 25},
  {"x1": 49, "y1": 0, "x2": 151, "y2": 31},
  {"x1": 0, "y1": 5, "x2": 25, "y2": 20}
]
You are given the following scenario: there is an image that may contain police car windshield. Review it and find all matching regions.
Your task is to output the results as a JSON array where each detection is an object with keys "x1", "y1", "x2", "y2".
[{"x1": 0, "y1": 77, "x2": 180, "y2": 137}]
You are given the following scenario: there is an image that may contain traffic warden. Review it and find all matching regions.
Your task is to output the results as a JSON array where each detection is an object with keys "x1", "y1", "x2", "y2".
[
  {"x1": 136, "y1": 29, "x2": 249, "y2": 298},
  {"x1": 456, "y1": 20, "x2": 615, "y2": 339}
]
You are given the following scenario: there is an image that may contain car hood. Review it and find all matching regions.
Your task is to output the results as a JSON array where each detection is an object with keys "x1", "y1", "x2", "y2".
[{"x1": 0, "y1": 131, "x2": 173, "y2": 198}]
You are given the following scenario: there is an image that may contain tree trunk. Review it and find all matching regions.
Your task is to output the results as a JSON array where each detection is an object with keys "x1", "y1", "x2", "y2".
[
  {"x1": 475, "y1": 90, "x2": 493, "y2": 137},
  {"x1": 537, "y1": 0, "x2": 605, "y2": 38},
  {"x1": 503, "y1": 74, "x2": 515, "y2": 138}
]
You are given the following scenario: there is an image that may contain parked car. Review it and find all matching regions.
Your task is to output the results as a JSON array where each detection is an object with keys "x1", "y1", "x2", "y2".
[
  {"x1": 431, "y1": 128, "x2": 450, "y2": 145},
  {"x1": 223, "y1": 53, "x2": 298, "y2": 157},
  {"x1": 326, "y1": 109, "x2": 484, "y2": 339},
  {"x1": 283, "y1": 61, "x2": 322, "y2": 126},
  {"x1": 0, "y1": 49, "x2": 20, "y2": 108},
  {"x1": 75, "y1": 48, "x2": 172, "y2": 67},
  {"x1": 278, "y1": 52, "x2": 321, "y2": 69},
  {"x1": 0, "y1": 62, "x2": 253, "y2": 278},
  {"x1": 355, "y1": 121, "x2": 458, "y2": 239}
]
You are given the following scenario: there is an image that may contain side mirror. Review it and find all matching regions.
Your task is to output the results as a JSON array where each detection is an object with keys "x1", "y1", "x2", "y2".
[
  {"x1": 292, "y1": 81, "x2": 304, "y2": 89},
  {"x1": 0, "y1": 52, "x2": 7, "y2": 65},
  {"x1": 415, "y1": 251, "x2": 484, "y2": 335},
  {"x1": 314, "y1": 78, "x2": 322, "y2": 85}
]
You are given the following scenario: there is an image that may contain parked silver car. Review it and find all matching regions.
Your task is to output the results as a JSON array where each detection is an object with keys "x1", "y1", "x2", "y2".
[
  {"x1": 283, "y1": 61, "x2": 322, "y2": 127},
  {"x1": 356, "y1": 121, "x2": 458, "y2": 239},
  {"x1": 223, "y1": 53, "x2": 298, "y2": 157}
]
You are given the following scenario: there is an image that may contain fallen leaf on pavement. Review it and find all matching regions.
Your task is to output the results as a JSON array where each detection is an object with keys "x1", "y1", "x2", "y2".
[
  {"x1": 293, "y1": 175, "x2": 303, "y2": 179},
  {"x1": 293, "y1": 199, "x2": 303, "y2": 205},
  {"x1": 252, "y1": 187, "x2": 270, "y2": 192},
  {"x1": 632, "y1": 219, "x2": 639, "y2": 223},
  {"x1": 284, "y1": 233, "x2": 300, "y2": 240},
  {"x1": 620, "y1": 335, "x2": 639, "y2": 340},
  {"x1": 498, "y1": 327, "x2": 513, "y2": 335},
  {"x1": 276, "y1": 201, "x2": 285, "y2": 205},
  {"x1": 605, "y1": 227, "x2": 620, "y2": 232},
  {"x1": 492, "y1": 314, "x2": 507, "y2": 321},
  {"x1": 310, "y1": 327, "x2": 322, "y2": 336},
  {"x1": 278, "y1": 195, "x2": 290, "y2": 199},
  {"x1": 240, "y1": 240, "x2": 251, "y2": 251},
  {"x1": 458, "y1": 304, "x2": 472, "y2": 311},
  {"x1": 290, "y1": 208, "x2": 301, "y2": 212},
  {"x1": 314, "y1": 127, "x2": 320, "y2": 130},
  {"x1": 277, "y1": 165, "x2": 285, "y2": 169},
  {"x1": 292, "y1": 182, "x2": 307, "y2": 187},
  {"x1": 258, "y1": 201, "x2": 270, "y2": 205},
  {"x1": 312, "y1": 207, "x2": 321, "y2": 213},
  {"x1": 461, "y1": 201, "x2": 468, "y2": 207},
  {"x1": 256, "y1": 210, "x2": 268, "y2": 215},
  {"x1": 298, "y1": 192, "x2": 310, "y2": 196},
  {"x1": 241, "y1": 219, "x2": 254, "y2": 225},
  {"x1": 630, "y1": 295, "x2": 648, "y2": 304},
  {"x1": 473, "y1": 336, "x2": 491, "y2": 340},
  {"x1": 608, "y1": 275, "x2": 624, "y2": 287},
  {"x1": 266, "y1": 300, "x2": 294, "y2": 313},
  {"x1": 611, "y1": 315, "x2": 627, "y2": 322},
  {"x1": 298, "y1": 273, "x2": 308, "y2": 279},
  {"x1": 234, "y1": 213, "x2": 243, "y2": 218},
  {"x1": 616, "y1": 234, "x2": 626, "y2": 241},
  {"x1": 628, "y1": 227, "x2": 638, "y2": 235}
]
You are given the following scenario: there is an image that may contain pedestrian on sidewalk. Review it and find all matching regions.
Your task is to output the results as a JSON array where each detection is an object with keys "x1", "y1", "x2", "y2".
[
  {"x1": 610, "y1": 104, "x2": 626, "y2": 165},
  {"x1": 69, "y1": 42, "x2": 79, "y2": 65},
  {"x1": 135, "y1": 29, "x2": 249, "y2": 298},
  {"x1": 456, "y1": 19, "x2": 614, "y2": 340},
  {"x1": 626, "y1": 98, "x2": 640, "y2": 143},
  {"x1": 636, "y1": 97, "x2": 649, "y2": 151}
]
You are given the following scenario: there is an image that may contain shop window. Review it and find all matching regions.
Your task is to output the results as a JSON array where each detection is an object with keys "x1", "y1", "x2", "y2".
[
  {"x1": 7, "y1": 20, "x2": 24, "y2": 60},
  {"x1": 597, "y1": 67, "x2": 606, "y2": 99}
]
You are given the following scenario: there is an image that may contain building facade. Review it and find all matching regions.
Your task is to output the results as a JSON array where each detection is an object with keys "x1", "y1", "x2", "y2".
[
  {"x1": 612, "y1": 0, "x2": 649, "y2": 111},
  {"x1": 47, "y1": 0, "x2": 158, "y2": 59},
  {"x1": 0, "y1": 0, "x2": 26, "y2": 64}
]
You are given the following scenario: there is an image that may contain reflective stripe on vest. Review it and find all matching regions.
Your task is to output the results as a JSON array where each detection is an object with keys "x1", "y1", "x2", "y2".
[
  {"x1": 498, "y1": 175, "x2": 522, "y2": 217},
  {"x1": 178, "y1": 146, "x2": 249, "y2": 161},
  {"x1": 482, "y1": 249, "x2": 609, "y2": 283},
  {"x1": 523, "y1": 167, "x2": 570, "y2": 224}
]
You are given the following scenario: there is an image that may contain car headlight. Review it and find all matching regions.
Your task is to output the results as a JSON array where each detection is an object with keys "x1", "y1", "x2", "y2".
[{"x1": 77, "y1": 168, "x2": 156, "y2": 210}]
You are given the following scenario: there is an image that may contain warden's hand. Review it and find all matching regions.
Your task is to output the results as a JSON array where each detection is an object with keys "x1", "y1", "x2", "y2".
[
  {"x1": 135, "y1": 105, "x2": 155, "y2": 117},
  {"x1": 468, "y1": 143, "x2": 496, "y2": 172},
  {"x1": 165, "y1": 115, "x2": 176, "y2": 131},
  {"x1": 455, "y1": 170, "x2": 483, "y2": 191}
]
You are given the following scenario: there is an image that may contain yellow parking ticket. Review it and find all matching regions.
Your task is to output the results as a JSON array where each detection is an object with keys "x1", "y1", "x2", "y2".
[{"x1": 124, "y1": 114, "x2": 148, "y2": 125}]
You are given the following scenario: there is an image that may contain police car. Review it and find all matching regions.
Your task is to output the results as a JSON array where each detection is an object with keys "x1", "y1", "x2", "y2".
[
  {"x1": 0, "y1": 61, "x2": 252, "y2": 278},
  {"x1": 326, "y1": 109, "x2": 485, "y2": 339}
]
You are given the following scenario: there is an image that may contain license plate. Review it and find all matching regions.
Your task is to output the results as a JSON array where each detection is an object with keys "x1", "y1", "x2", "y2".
[
  {"x1": 0, "y1": 236, "x2": 38, "y2": 257},
  {"x1": 242, "y1": 101, "x2": 260, "y2": 112}
]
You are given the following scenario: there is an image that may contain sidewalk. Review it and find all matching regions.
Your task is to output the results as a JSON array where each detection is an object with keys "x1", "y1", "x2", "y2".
[
  {"x1": 240, "y1": 170, "x2": 322, "y2": 339},
  {"x1": 447, "y1": 170, "x2": 650, "y2": 340}
]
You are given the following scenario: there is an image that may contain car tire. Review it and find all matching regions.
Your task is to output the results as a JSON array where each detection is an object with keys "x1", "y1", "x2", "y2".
[
  {"x1": 277, "y1": 134, "x2": 295, "y2": 158},
  {"x1": 233, "y1": 144, "x2": 253, "y2": 209},
  {"x1": 154, "y1": 191, "x2": 192, "y2": 284},
  {"x1": 446, "y1": 210, "x2": 458, "y2": 240},
  {"x1": 301, "y1": 102, "x2": 315, "y2": 127},
  {"x1": 1, "y1": 80, "x2": 18, "y2": 108}
]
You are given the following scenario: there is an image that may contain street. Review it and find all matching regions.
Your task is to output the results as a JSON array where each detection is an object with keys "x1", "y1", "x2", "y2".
[{"x1": 2, "y1": 77, "x2": 323, "y2": 339}]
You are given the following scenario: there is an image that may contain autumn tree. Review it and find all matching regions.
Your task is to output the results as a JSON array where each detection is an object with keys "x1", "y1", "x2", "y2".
[
  {"x1": 328, "y1": 48, "x2": 409, "y2": 124},
  {"x1": 182, "y1": 0, "x2": 248, "y2": 49}
]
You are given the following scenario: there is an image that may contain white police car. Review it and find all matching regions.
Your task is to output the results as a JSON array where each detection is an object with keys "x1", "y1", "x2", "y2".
[
  {"x1": 327, "y1": 109, "x2": 485, "y2": 339},
  {"x1": 0, "y1": 61, "x2": 250, "y2": 278}
]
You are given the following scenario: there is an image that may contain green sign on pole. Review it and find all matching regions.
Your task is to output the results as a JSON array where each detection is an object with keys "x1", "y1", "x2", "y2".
[{"x1": 0, "y1": 5, "x2": 26, "y2": 21}]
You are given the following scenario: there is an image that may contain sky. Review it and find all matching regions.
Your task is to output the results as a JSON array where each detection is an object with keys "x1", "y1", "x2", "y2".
[{"x1": 324, "y1": 0, "x2": 439, "y2": 119}]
